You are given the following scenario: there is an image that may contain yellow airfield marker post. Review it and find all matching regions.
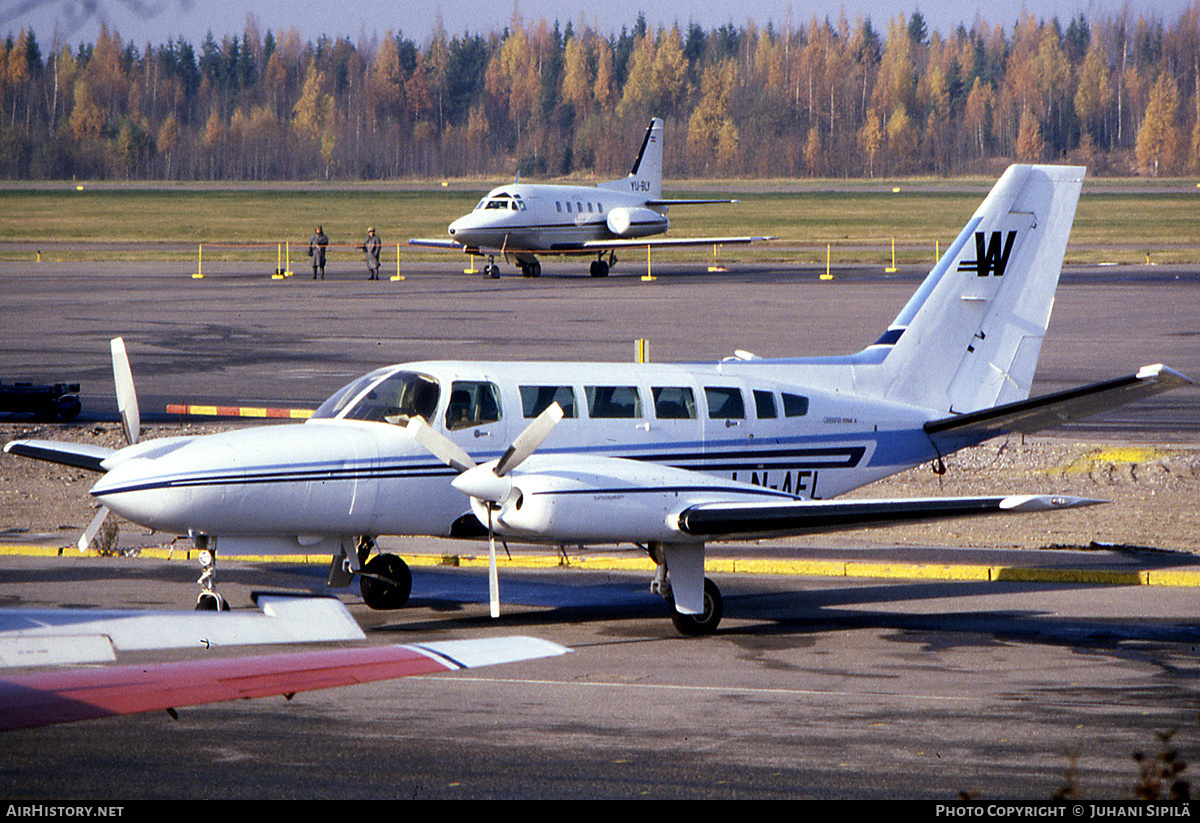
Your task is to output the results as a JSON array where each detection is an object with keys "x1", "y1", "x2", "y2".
[
  {"x1": 820, "y1": 243, "x2": 833, "y2": 280},
  {"x1": 885, "y1": 237, "x2": 897, "y2": 273},
  {"x1": 641, "y1": 246, "x2": 655, "y2": 281},
  {"x1": 272, "y1": 243, "x2": 286, "y2": 279},
  {"x1": 708, "y1": 243, "x2": 726, "y2": 272},
  {"x1": 192, "y1": 244, "x2": 204, "y2": 278},
  {"x1": 391, "y1": 244, "x2": 406, "y2": 281},
  {"x1": 284, "y1": 241, "x2": 293, "y2": 277},
  {"x1": 464, "y1": 254, "x2": 479, "y2": 274},
  {"x1": 635, "y1": 339, "x2": 649, "y2": 363}
]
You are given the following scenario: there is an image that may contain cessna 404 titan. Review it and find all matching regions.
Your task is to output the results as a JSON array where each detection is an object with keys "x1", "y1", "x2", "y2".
[
  {"x1": 408, "y1": 117, "x2": 771, "y2": 278},
  {"x1": 6, "y1": 164, "x2": 1191, "y2": 635}
]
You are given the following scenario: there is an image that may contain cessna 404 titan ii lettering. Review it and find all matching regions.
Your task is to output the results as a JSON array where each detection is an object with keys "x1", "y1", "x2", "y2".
[
  {"x1": 6, "y1": 165, "x2": 1192, "y2": 635},
  {"x1": 408, "y1": 117, "x2": 771, "y2": 278}
]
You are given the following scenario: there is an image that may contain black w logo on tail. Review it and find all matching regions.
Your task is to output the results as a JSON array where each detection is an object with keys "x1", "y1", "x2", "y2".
[{"x1": 958, "y1": 231, "x2": 1017, "y2": 277}]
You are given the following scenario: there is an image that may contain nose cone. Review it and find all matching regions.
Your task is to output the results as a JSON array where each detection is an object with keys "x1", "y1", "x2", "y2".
[{"x1": 448, "y1": 210, "x2": 506, "y2": 249}]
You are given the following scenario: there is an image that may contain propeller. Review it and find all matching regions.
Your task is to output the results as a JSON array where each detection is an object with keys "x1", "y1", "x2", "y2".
[
  {"x1": 80, "y1": 338, "x2": 140, "y2": 553},
  {"x1": 405, "y1": 402, "x2": 564, "y2": 618}
]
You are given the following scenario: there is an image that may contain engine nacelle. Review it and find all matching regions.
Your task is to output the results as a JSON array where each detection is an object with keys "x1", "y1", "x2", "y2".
[
  {"x1": 465, "y1": 454, "x2": 772, "y2": 544},
  {"x1": 606, "y1": 206, "x2": 668, "y2": 238}
]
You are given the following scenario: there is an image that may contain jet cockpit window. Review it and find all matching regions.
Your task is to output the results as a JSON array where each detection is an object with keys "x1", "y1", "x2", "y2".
[
  {"x1": 336, "y1": 371, "x2": 441, "y2": 425},
  {"x1": 652, "y1": 386, "x2": 697, "y2": 419},
  {"x1": 445, "y1": 381, "x2": 503, "y2": 430},
  {"x1": 484, "y1": 193, "x2": 513, "y2": 210},
  {"x1": 520, "y1": 385, "x2": 577, "y2": 418},
  {"x1": 705, "y1": 386, "x2": 746, "y2": 419},
  {"x1": 585, "y1": 386, "x2": 642, "y2": 418}
]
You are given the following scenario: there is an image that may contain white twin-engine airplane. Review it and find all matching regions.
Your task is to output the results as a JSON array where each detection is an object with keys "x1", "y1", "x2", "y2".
[
  {"x1": 408, "y1": 117, "x2": 771, "y2": 277},
  {"x1": 6, "y1": 164, "x2": 1192, "y2": 635}
]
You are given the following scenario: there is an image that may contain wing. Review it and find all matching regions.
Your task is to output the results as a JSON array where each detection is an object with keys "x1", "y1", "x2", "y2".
[
  {"x1": 581, "y1": 235, "x2": 774, "y2": 251},
  {"x1": 407, "y1": 235, "x2": 774, "y2": 255},
  {"x1": 675, "y1": 494, "x2": 1103, "y2": 539},
  {"x1": 408, "y1": 237, "x2": 466, "y2": 251},
  {"x1": 0, "y1": 636, "x2": 570, "y2": 731},
  {"x1": 3, "y1": 439, "x2": 114, "y2": 472},
  {"x1": 926, "y1": 364, "x2": 1194, "y2": 452}
]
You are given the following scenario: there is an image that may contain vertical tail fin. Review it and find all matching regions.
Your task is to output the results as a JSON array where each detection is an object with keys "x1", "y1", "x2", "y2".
[
  {"x1": 599, "y1": 118, "x2": 663, "y2": 201},
  {"x1": 870, "y1": 164, "x2": 1085, "y2": 413}
]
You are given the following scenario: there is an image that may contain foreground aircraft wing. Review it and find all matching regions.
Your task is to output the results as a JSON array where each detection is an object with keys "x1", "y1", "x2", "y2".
[
  {"x1": 925, "y1": 364, "x2": 1194, "y2": 451},
  {"x1": 0, "y1": 635, "x2": 570, "y2": 731},
  {"x1": 675, "y1": 494, "x2": 1102, "y2": 539},
  {"x1": 3, "y1": 439, "x2": 114, "y2": 473}
]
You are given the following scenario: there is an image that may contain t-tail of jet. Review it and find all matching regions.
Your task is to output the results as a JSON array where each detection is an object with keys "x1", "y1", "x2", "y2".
[
  {"x1": 599, "y1": 117, "x2": 663, "y2": 202},
  {"x1": 863, "y1": 164, "x2": 1086, "y2": 415}
]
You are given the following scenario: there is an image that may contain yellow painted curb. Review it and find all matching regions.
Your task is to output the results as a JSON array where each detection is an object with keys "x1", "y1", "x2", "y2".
[{"x1": 3, "y1": 543, "x2": 1199, "y2": 586}]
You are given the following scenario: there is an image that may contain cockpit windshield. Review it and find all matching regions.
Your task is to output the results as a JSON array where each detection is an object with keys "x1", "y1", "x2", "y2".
[
  {"x1": 310, "y1": 370, "x2": 440, "y2": 425},
  {"x1": 476, "y1": 192, "x2": 525, "y2": 211}
]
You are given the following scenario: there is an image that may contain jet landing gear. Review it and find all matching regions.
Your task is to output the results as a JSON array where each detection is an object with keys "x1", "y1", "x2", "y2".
[
  {"x1": 353, "y1": 537, "x2": 412, "y2": 611},
  {"x1": 589, "y1": 252, "x2": 616, "y2": 278},
  {"x1": 647, "y1": 542, "x2": 723, "y2": 636},
  {"x1": 484, "y1": 255, "x2": 501, "y2": 279}
]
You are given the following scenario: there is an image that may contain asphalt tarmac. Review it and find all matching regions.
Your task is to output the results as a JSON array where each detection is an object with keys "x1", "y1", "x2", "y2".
[{"x1": 2, "y1": 258, "x2": 1200, "y2": 800}]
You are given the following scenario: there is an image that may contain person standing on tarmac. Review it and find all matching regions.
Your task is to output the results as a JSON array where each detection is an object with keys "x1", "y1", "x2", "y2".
[
  {"x1": 360, "y1": 226, "x2": 382, "y2": 280},
  {"x1": 308, "y1": 226, "x2": 328, "y2": 279}
]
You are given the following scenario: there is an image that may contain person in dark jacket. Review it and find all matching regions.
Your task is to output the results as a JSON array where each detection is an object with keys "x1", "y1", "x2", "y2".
[
  {"x1": 361, "y1": 226, "x2": 381, "y2": 280},
  {"x1": 308, "y1": 226, "x2": 328, "y2": 279}
]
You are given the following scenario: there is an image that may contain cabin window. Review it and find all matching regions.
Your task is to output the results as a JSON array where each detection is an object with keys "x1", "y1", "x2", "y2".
[
  {"x1": 782, "y1": 393, "x2": 810, "y2": 417},
  {"x1": 556, "y1": 202, "x2": 562, "y2": 213},
  {"x1": 520, "y1": 385, "x2": 577, "y2": 418},
  {"x1": 585, "y1": 386, "x2": 642, "y2": 418},
  {"x1": 323, "y1": 370, "x2": 440, "y2": 425},
  {"x1": 652, "y1": 386, "x2": 697, "y2": 419},
  {"x1": 753, "y1": 390, "x2": 778, "y2": 419},
  {"x1": 705, "y1": 386, "x2": 745, "y2": 419},
  {"x1": 565, "y1": 201, "x2": 572, "y2": 213},
  {"x1": 587, "y1": 202, "x2": 594, "y2": 213},
  {"x1": 445, "y1": 381, "x2": 503, "y2": 430}
]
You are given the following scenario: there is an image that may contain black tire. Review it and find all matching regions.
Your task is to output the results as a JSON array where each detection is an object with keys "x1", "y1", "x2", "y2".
[
  {"x1": 668, "y1": 578, "x2": 723, "y2": 636},
  {"x1": 360, "y1": 553, "x2": 412, "y2": 610}
]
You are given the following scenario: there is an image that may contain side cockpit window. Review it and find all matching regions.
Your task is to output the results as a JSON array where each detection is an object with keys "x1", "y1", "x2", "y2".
[{"x1": 445, "y1": 381, "x2": 503, "y2": 430}]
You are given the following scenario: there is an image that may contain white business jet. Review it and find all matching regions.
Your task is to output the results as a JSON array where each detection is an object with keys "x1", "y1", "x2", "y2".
[
  {"x1": 6, "y1": 165, "x2": 1192, "y2": 635},
  {"x1": 409, "y1": 117, "x2": 771, "y2": 278}
]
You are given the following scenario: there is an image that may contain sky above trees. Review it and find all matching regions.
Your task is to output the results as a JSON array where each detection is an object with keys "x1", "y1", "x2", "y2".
[{"x1": 3, "y1": 0, "x2": 1197, "y2": 47}]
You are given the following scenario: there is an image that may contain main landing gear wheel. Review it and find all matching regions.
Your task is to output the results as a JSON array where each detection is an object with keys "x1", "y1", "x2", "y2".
[
  {"x1": 668, "y1": 578, "x2": 723, "y2": 636},
  {"x1": 359, "y1": 553, "x2": 412, "y2": 610},
  {"x1": 589, "y1": 259, "x2": 609, "y2": 277},
  {"x1": 520, "y1": 261, "x2": 541, "y2": 278}
]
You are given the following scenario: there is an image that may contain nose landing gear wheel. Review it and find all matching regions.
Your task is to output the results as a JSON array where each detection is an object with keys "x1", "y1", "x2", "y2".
[
  {"x1": 667, "y1": 577, "x2": 723, "y2": 636},
  {"x1": 359, "y1": 553, "x2": 413, "y2": 610}
]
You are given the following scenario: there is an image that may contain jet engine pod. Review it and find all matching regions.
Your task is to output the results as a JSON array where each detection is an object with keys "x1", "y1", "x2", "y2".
[{"x1": 606, "y1": 207, "x2": 669, "y2": 238}]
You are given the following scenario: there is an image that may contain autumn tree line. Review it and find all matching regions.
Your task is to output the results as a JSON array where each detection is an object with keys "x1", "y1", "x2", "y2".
[{"x1": 1, "y1": 6, "x2": 1199, "y2": 181}]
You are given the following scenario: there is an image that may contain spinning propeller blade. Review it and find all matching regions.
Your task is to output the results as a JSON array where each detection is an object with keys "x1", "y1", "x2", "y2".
[{"x1": 406, "y1": 403, "x2": 565, "y2": 619}]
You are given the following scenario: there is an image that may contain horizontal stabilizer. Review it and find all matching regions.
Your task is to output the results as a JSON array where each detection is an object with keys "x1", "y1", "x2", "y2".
[
  {"x1": 676, "y1": 494, "x2": 1103, "y2": 539},
  {"x1": 925, "y1": 364, "x2": 1194, "y2": 450},
  {"x1": 3, "y1": 439, "x2": 114, "y2": 473}
]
